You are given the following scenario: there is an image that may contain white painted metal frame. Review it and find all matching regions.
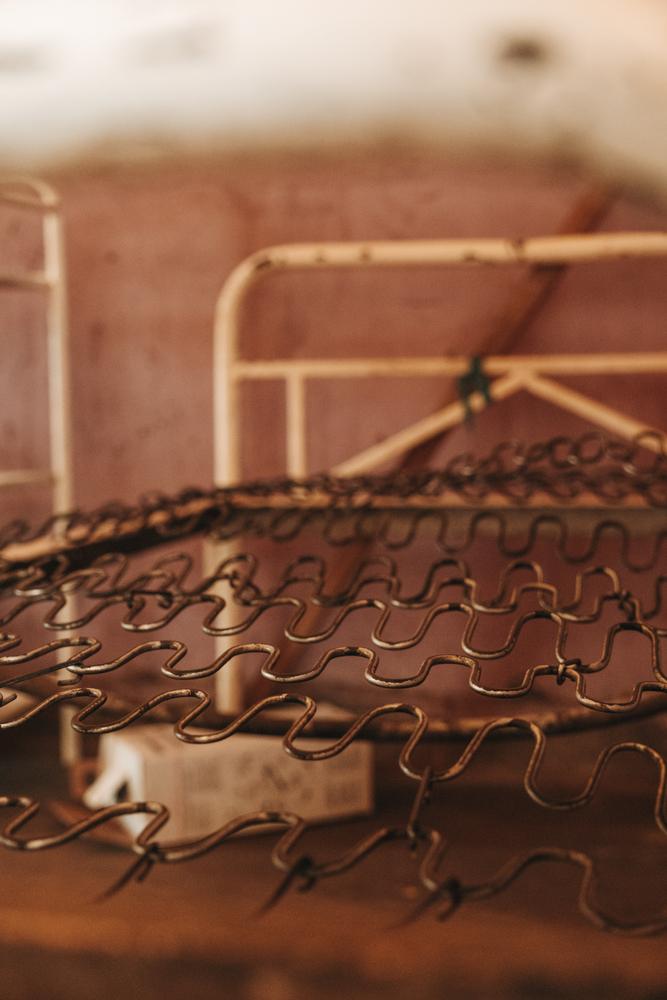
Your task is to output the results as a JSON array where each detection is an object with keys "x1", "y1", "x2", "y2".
[
  {"x1": 0, "y1": 176, "x2": 72, "y2": 513},
  {"x1": 214, "y1": 232, "x2": 667, "y2": 489},
  {"x1": 211, "y1": 231, "x2": 667, "y2": 710}
]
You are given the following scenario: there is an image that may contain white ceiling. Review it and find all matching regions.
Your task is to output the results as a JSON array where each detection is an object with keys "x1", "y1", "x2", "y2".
[{"x1": 0, "y1": 0, "x2": 666, "y2": 197}]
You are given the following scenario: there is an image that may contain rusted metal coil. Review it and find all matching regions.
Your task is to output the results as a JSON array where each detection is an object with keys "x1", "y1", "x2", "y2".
[
  {"x1": 2, "y1": 433, "x2": 667, "y2": 933},
  {"x1": 3, "y1": 716, "x2": 667, "y2": 935},
  {"x1": 2, "y1": 432, "x2": 667, "y2": 566}
]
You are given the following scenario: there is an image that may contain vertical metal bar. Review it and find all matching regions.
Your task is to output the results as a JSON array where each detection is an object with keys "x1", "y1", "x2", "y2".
[
  {"x1": 286, "y1": 373, "x2": 307, "y2": 479},
  {"x1": 212, "y1": 259, "x2": 260, "y2": 710},
  {"x1": 36, "y1": 182, "x2": 78, "y2": 761},
  {"x1": 43, "y1": 200, "x2": 73, "y2": 513}
]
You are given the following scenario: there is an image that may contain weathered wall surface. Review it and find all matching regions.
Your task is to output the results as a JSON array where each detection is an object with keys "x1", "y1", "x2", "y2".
[{"x1": 1, "y1": 152, "x2": 666, "y2": 523}]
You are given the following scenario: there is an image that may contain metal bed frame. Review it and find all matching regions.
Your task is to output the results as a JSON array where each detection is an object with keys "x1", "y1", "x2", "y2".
[
  {"x1": 0, "y1": 176, "x2": 71, "y2": 512},
  {"x1": 3, "y1": 221, "x2": 667, "y2": 933},
  {"x1": 211, "y1": 230, "x2": 667, "y2": 708}
]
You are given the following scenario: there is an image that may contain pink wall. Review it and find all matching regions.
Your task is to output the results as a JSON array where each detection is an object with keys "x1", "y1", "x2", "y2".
[{"x1": 1, "y1": 152, "x2": 666, "y2": 523}]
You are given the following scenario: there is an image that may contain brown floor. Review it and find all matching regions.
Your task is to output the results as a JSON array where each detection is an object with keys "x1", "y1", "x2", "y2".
[{"x1": 2, "y1": 718, "x2": 667, "y2": 999}]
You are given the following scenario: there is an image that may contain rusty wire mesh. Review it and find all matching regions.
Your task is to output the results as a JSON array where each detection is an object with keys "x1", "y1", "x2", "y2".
[{"x1": 2, "y1": 433, "x2": 667, "y2": 933}]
